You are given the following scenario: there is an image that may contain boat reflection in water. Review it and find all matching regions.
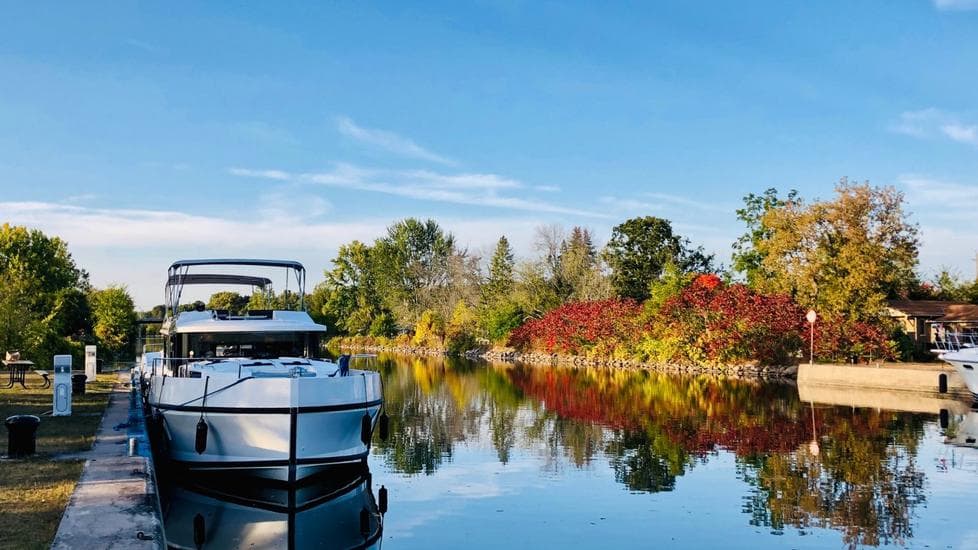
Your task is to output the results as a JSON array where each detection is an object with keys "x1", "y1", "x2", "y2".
[
  {"x1": 940, "y1": 409, "x2": 978, "y2": 474},
  {"x1": 161, "y1": 462, "x2": 386, "y2": 549}
]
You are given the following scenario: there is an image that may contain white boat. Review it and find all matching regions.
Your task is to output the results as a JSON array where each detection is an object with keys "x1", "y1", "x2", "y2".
[
  {"x1": 934, "y1": 332, "x2": 978, "y2": 402},
  {"x1": 145, "y1": 259, "x2": 384, "y2": 482}
]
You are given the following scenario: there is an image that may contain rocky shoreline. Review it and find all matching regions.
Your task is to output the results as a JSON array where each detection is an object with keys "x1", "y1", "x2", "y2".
[{"x1": 337, "y1": 343, "x2": 799, "y2": 379}]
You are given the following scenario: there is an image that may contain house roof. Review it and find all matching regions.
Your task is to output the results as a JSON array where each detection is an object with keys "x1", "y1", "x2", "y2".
[
  {"x1": 935, "y1": 304, "x2": 978, "y2": 323},
  {"x1": 886, "y1": 299, "x2": 972, "y2": 318}
]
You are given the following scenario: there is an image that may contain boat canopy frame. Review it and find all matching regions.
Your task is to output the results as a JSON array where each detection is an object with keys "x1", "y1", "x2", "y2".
[{"x1": 166, "y1": 259, "x2": 306, "y2": 316}]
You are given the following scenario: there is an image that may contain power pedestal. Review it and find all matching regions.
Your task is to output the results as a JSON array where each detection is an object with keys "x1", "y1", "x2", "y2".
[{"x1": 53, "y1": 354, "x2": 72, "y2": 416}]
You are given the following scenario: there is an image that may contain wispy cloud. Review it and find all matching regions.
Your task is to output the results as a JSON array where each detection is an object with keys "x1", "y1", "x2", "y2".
[
  {"x1": 897, "y1": 175, "x2": 978, "y2": 281},
  {"x1": 336, "y1": 116, "x2": 456, "y2": 166},
  {"x1": 598, "y1": 196, "x2": 661, "y2": 212},
  {"x1": 533, "y1": 184, "x2": 561, "y2": 192},
  {"x1": 891, "y1": 108, "x2": 978, "y2": 147},
  {"x1": 599, "y1": 192, "x2": 731, "y2": 214},
  {"x1": 899, "y1": 174, "x2": 978, "y2": 205},
  {"x1": 643, "y1": 192, "x2": 734, "y2": 212},
  {"x1": 0, "y1": 200, "x2": 554, "y2": 307},
  {"x1": 230, "y1": 164, "x2": 607, "y2": 218},
  {"x1": 933, "y1": 0, "x2": 978, "y2": 11}
]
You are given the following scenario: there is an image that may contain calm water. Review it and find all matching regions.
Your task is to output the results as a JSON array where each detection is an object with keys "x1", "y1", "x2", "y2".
[{"x1": 160, "y1": 354, "x2": 978, "y2": 549}]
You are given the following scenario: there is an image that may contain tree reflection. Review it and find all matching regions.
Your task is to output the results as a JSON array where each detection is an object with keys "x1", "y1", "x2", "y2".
[
  {"x1": 366, "y1": 354, "x2": 930, "y2": 546},
  {"x1": 740, "y1": 412, "x2": 925, "y2": 548}
]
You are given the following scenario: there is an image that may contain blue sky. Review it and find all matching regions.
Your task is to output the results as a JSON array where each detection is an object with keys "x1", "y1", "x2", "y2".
[{"x1": 3, "y1": 1, "x2": 978, "y2": 307}]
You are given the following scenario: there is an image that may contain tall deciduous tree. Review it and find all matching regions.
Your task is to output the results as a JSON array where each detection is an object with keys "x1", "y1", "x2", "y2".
[
  {"x1": 318, "y1": 241, "x2": 386, "y2": 335},
  {"x1": 603, "y1": 216, "x2": 713, "y2": 301},
  {"x1": 373, "y1": 218, "x2": 457, "y2": 323},
  {"x1": 731, "y1": 188, "x2": 799, "y2": 287},
  {"x1": 752, "y1": 179, "x2": 919, "y2": 321},
  {"x1": 0, "y1": 224, "x2": 89, "y2": 364},
  {"x1": 89, "y1": 285, "x2": 137, "y2": 361}
]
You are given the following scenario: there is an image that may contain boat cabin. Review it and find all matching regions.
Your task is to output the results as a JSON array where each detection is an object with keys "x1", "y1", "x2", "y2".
[{"x1": 160, "y1": 259, "x2": 326, "y2": 365}]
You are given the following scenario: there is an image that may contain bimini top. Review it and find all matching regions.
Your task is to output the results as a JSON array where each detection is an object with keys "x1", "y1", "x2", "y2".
[
  {"x1": 165, "y1": 258, "x2": 308, "y2": 316},
  {"x1": 169, "y1": 259, "x2": 305, "y2": 271},
  {"x1": 166, "y1": 274, "x2": 273, "y2": 288}
]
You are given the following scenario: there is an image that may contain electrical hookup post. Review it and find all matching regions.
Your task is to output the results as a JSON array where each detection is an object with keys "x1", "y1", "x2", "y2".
[
  {"x1": 53, "y1": 354, "x2": 72, "y2": 416},
  {"x1": 85, "y1": 345, "x2": 97, "y2": 380}
]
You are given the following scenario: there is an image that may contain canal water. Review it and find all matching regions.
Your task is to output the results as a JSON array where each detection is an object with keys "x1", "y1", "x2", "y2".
[{"x1": 158, "y1": 354, "x2": 978, "y2": 549}]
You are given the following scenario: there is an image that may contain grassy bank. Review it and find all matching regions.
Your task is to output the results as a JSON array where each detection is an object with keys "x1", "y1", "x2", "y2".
[{"x1": 0, "y1": 372, "x2": 115, "y2": 550}]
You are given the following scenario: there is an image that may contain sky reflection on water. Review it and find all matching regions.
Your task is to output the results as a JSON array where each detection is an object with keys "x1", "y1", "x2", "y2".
[{"x1": 368, "y1": 354, "x2": 978, "y2": 549}]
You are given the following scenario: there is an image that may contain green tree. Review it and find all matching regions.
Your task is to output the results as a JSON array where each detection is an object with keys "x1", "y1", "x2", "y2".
[
  {"x1": 89, "y1": 286, "x2": 137, "y2": 361},
  {"x1": 207, "y1": 291, "x2": 249, "y2": 314},
  {"x1": 319, "y1": 241, "x2": 387, "y2": 335},
  {"x1": 753, "y1": 179, "x2": 919, "y2": 321},
  {"x1": 929, "y1": 268, "x2": 978, "y2": 303},
  {"x1": 484, "y1": 236, "x2": 515, "y2": 302},
  {"x1": 373, "y1": 218, "x2": 457, "y2": 324},
  {"x1": 732, "y1": 188, "x2": 799, "y2": 287},
  {"x1": 558, "y1": 226, "x2": 611, "y2": 301},
  {"x1": 0, "y1": 224, "x2": 89, "y2": 365},
  {"x1": 603, "y1": 216, "x2": 713, "y2": 301}
]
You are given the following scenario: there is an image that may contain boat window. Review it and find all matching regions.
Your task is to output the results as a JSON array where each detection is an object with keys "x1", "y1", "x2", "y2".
[{"x1": 187, "y1": 332, "x2": 318, "y2": 359}]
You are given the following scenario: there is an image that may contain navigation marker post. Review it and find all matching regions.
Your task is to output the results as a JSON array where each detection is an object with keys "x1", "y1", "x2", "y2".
[{"x1": 806, "y1": 309, "x2": 817, "y2": 365}]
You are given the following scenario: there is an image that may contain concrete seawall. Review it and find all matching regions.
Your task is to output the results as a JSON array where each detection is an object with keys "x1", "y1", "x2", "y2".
[
  {"x1": 52, "y1": 372, "x2": 164, "y2": 549},
  {"x1": 798, "y1": 362, "x2": 973, "y2": 413}
]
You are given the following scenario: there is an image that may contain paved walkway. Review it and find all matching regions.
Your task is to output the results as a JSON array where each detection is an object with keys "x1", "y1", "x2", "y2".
[{"x1": 51, "y1": 372, "x2": 164, "y2": 549}]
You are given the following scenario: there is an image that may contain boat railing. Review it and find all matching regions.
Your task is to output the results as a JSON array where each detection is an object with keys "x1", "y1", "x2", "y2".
[
  {"x1": 149, "y1": 356, "x2": 204, "y2": 378},
  {"x1": 932, "y1": 332, "x2": 978, "y2": 354}
]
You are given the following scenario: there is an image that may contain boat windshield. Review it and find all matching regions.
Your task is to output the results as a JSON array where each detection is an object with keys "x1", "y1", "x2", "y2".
[{"x1": 186, "y1": 331, "x2": 321, "y2": 359}]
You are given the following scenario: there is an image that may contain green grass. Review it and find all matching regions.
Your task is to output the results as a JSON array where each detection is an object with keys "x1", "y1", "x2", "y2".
[
  {"x1": 0, "y1": 372, "x2": 116, "y2": 549},
  {"x1": 0, "y1": 372, "x2": 115, "y2": 454}
]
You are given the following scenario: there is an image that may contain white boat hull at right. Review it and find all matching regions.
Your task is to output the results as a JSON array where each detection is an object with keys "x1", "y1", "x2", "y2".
[{"x1": 940, "y1": 349, "x2": 978, "y2": 402}]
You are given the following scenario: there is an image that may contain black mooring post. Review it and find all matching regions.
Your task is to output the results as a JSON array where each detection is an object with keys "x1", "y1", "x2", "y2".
[
  {"x1": 940, "y1": 408, "x2": 950, "y2": 429},
  {"x1": 939, "y1": 373, "x2": 948, "y2": 394}
]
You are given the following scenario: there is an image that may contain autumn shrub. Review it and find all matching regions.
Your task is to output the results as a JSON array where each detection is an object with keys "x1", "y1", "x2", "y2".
[
  {"x1": 507, "y1": 299, "x2": 643, "y2": 357},
  {"x1": 446, "y1": 302, "x2": 479, "y2": 353},
  {"x1": 801, "y1": 314, "x2": 897, "y2": 363},
  {"x1": 412, "y1": 310, "x2": 446, "y2": 348},
  {"x1": 481, "y1": 301, "x2": 524, "y2": 343},
  {"x1": 640, "y1": 274, "x2": 804, "y2": 365}
]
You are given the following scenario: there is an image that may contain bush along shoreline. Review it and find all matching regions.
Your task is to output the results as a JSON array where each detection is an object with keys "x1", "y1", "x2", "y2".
[{"x1": 332, "y1": 338, "x2": 800, "y2": 379}]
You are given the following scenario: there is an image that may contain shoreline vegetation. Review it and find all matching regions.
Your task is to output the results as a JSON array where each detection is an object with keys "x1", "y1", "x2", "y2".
[
  {"x1": 313, "y1": 182, "x2": 940, "y2": 371},
  {"x1": 332, "y1": 338, "x2": 800, "y2": 378}
]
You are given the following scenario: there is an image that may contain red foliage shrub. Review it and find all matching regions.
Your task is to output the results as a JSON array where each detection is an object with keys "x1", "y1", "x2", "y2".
[
  {"x1": 655, "y1": 279, "x2": 805, "y2": 365},
  {"x1": 800, "y1": 314, "x2": 896, "y2": 362},
  {"x1": 507, "y1": 299, "x2": 643, "y2": 356}
]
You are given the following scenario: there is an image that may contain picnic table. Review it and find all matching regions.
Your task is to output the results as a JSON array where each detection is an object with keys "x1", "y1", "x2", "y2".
[{"x1": 2, "y1": 359, "x2": 34, "y2": 389}]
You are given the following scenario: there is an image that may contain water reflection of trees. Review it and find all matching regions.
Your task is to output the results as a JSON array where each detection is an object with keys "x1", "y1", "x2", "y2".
[
  {"x1": 740, "y1": 413, "x2": 925, "y2": 549},
  {"x1": 369, "y1": 354, "x2": 928, "y2": 546}
]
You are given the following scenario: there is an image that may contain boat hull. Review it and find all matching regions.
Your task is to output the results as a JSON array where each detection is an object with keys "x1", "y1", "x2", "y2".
[
  {"x1": 147, "y1": 370, "x2": 382, "y2": 482},
  {"x1": 941, "y1": 352, "x2": 978, "y2": 402}
]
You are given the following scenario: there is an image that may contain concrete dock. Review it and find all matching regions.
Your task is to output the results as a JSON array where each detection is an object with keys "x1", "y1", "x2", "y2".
[
  {"x1": 51, "y1": 372, "x2": 164, "y2": 549},
  {"x1": 798, "y1": 362, "x2": 973, "y2": 413}
]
